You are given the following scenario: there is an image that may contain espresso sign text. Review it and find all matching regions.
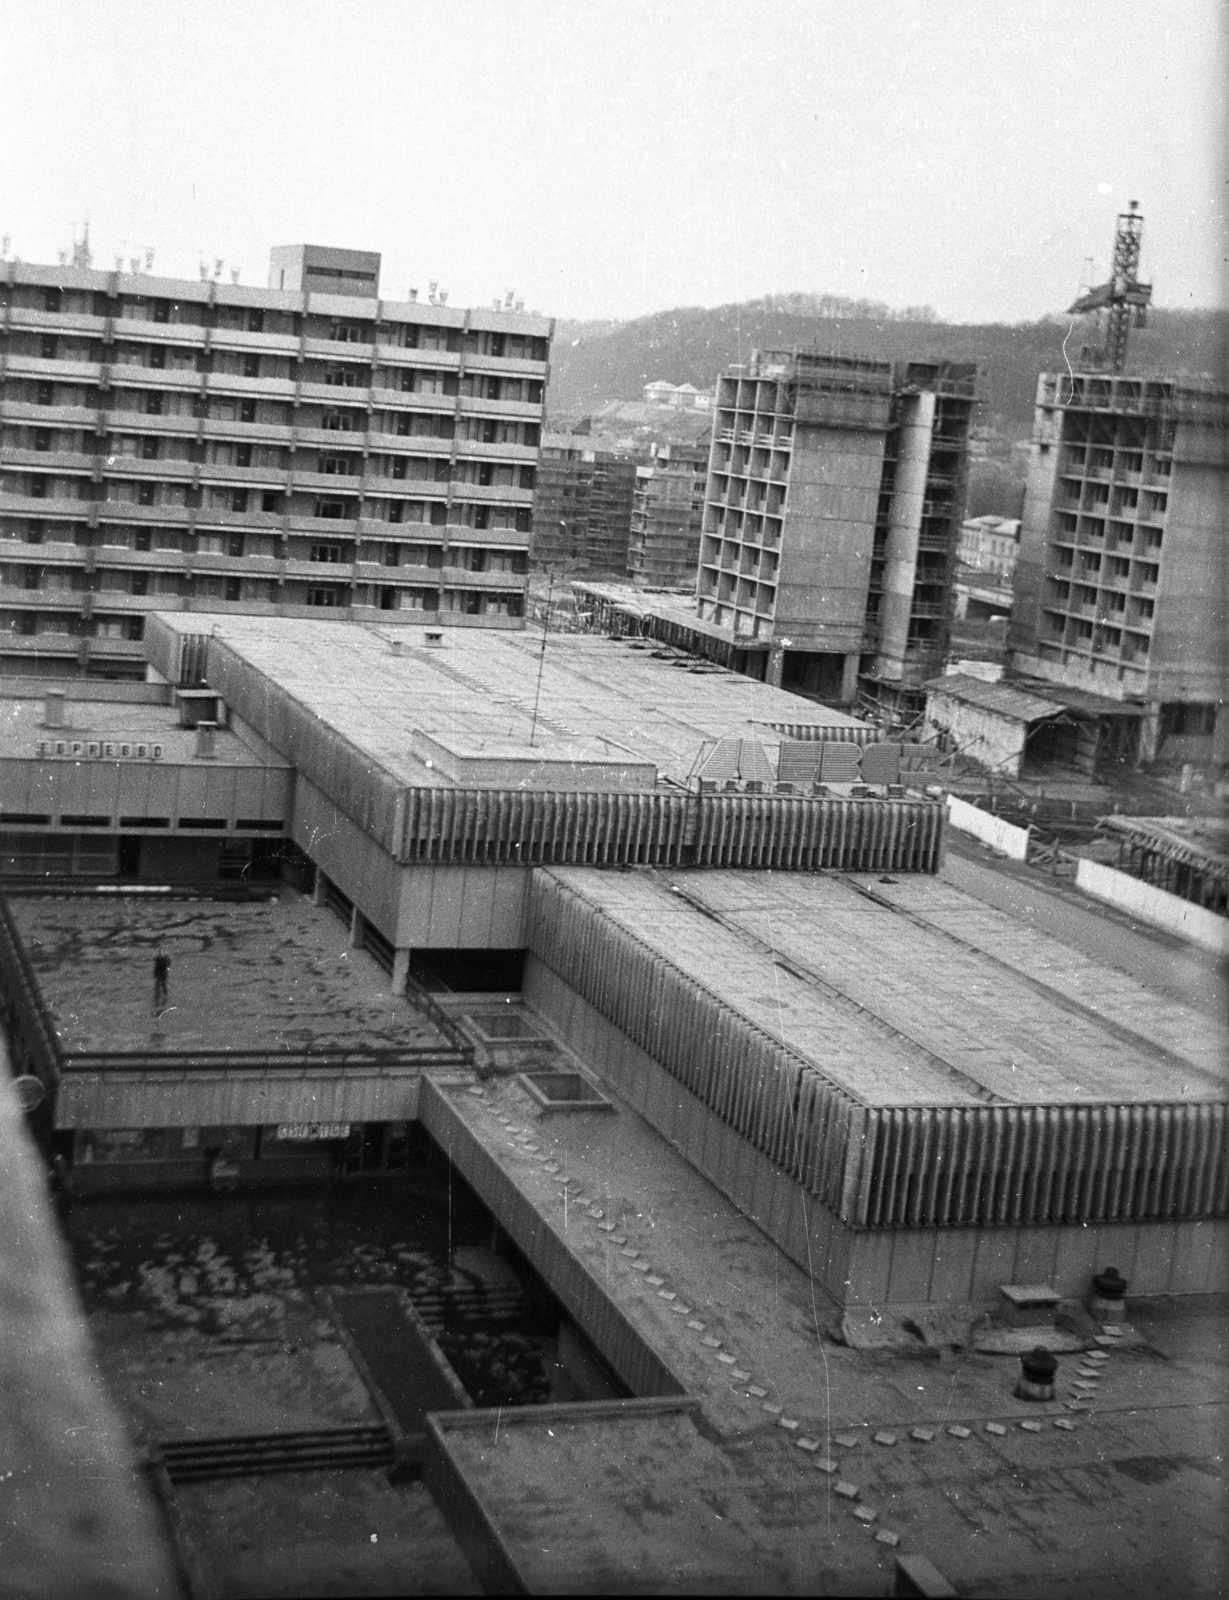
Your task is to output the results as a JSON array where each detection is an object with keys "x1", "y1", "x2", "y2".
[{"x1": 36, "y1": 739, "x2": 165, "y2": 760}]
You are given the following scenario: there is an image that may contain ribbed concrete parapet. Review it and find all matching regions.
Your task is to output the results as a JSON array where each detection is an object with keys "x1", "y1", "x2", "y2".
[
  {"x1": 401, "y1": 786, "x2": 944, "y2": 872},
  {"x1": 524, "y1": 865, "x2": 1229, "y2": 1306}
]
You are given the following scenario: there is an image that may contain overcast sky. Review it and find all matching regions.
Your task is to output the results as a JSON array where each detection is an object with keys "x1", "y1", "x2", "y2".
[{"x1": 2, "y1": 0, "x2": 1223, "y2": 324}]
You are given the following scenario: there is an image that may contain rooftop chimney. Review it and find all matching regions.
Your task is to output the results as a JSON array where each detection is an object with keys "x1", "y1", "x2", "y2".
[
  {"x1": 41, "y1": 689, "x2": 67, "y2": 728},
  {"x1": 195, "y1": 721, "x2": 218, "y2": 759}
]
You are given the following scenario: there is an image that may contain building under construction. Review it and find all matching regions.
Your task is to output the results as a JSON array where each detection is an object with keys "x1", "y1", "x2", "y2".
[
  {"x1": 627, "y1": 440, "x2": 707, "y2": 589},
  {"x1": 1007, "y1": 371, "x2": 1229, "y2": 768},
  {"x1": 530, "y1": 434, "x2": 637, "y2": 575},
  {"x1": 695, "y1": 350, "x2": 976, "y2": 719}
]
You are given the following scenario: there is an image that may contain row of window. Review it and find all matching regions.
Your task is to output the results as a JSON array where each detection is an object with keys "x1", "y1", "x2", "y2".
[
  {"x1": 5, "y1": 340, "x2": 547, "y2": 406},
  {"x1": 0, "y1": 582, "x2": 527, "y2": 632},
  {"x1": 3, "y1": 381, "x2": 544, "y2": 440},
  {"x1": 2, "y1": 477, "x2": 536, "y2": 531},
  {"x1": 1, "y1": 443, "x2": 536, "y2": 492},
  {"x1": 4, "y1": 286, "x2": 549, "y2": 362}
]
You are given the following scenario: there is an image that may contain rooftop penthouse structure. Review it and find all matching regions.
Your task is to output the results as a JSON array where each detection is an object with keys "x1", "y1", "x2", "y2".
[
  {"x1": 696, "y1": 350, "x2": 977, "y2": 718},
  {"x1": 0, "y1": 247, "x2": 552, "y2": 679},
  {"x1": 1008, "y1": 371, "x2": 1229, "y2": 766}
]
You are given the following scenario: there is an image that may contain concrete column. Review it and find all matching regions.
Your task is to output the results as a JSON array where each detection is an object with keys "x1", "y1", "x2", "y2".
[
  {"x1": 348, "y1": 906, "x2": 363, "y2": 949},
  {"x1": 1139, "y1": 702, "x2": 1162, "y2": 765},
  {"x1": 312, "y1": 868, "x2": 327, "y2": 906},
  {"x1": 840, "y1": 652, "x2": 860, "y2": 704},
  {"x1": 766, "y1": 646, "x2": 785, "y2": 688},
  {"x1": 391, "y1": 948, "x2": 411, "y2": 994},
  {"x1": 877, "y1": 391, "x2": 936, "y2": 682}
]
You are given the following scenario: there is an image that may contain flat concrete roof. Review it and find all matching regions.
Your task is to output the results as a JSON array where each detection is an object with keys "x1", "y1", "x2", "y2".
[
  {"x1": 10, "y1": 894, "x2": 446, "y2": 1058},
  {"x1": 572, "y1": 581, "x2": 777, "y2": 653},
  {"x1": 0, "y1": 697, "x2": 273, "y2": 767},
  {"x1": 545, "y1": 866, "x2": 1226, "y2": 1108},
  {"x1": 149, "y1": 615, "x2": 866, "y2": 790}
]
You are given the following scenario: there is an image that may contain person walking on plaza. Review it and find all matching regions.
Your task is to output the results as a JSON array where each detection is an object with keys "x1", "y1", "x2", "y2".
[{"x1": 153, "y1": 950, "x2": 170, "y2": 1014}]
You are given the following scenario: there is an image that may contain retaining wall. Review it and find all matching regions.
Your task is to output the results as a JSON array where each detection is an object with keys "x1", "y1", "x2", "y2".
[
  {"x1": 945, "y1": 794, "x2": 1031, "y2": 860},
  {"x1": 1075, "y1": 858, "x2": 1229, "y2": 957}
]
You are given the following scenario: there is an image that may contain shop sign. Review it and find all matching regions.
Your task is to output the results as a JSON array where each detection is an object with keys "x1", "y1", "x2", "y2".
[
  {"x1": 36, "y1": 739, "x2": 165, "y2": 760},
  {"x1": 275, "y1": 1122, "x2": 351, "y2": 1142}
]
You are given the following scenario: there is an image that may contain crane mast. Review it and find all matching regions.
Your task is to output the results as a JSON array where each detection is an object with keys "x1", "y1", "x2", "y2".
[{"x1": 1068, "y1": 201, "x2": 1152, "y2": 372}]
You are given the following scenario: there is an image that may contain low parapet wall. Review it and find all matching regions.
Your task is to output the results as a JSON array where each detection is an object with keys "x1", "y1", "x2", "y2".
[
  {"x1": 945, "y1": 794, "x2": 1030, "y2": 860},
  {"x1": 1075, "y1": 858, "x2": 1229, "y2": 956}
]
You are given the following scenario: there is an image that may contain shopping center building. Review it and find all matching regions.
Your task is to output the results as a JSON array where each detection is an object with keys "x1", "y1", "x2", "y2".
[{"x1": 0, "y1": 612, "x2": 1223, "y2": 1312}]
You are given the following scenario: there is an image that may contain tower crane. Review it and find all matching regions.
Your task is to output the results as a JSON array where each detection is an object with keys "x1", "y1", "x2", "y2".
[{"x1": 1068, "y1": 201, "x2": 1152, "y2": 372}]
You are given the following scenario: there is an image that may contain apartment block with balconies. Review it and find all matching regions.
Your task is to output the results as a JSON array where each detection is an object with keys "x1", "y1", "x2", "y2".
[{"x1": 0, "y1": 248, "x2": 552, "y2": 678}]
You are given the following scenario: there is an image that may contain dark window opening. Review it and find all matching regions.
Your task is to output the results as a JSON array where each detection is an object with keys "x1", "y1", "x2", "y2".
[{"x1": 410, "y1": 948, "x2": 525, "y2": 993}]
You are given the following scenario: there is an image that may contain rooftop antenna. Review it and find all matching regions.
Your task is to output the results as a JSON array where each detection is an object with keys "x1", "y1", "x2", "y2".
[
  {"x1": 213, "y1": 258, "x2": 224, "y2": 280},
  {"x1": 129, "y1": 256, "x2": 142, "y2": 275},
  {"x1": 1, "y1": 236, "x2": 11, "y2": 260},
  {"x1": 72, "y1": 222, "x2": 93, "y2": 269},
  {"x1": 199, "y1": 262, "x2": 210, "y2": 281},
  {"x1": 1068, "y1": 201, "x2": 1152, "y2": 372},
  {"x1": 230, "y1": 266, "x2": 241, "y2": 284},
  {"x1": 144, "y1": 247, "x2": 155, "y2": 272}
]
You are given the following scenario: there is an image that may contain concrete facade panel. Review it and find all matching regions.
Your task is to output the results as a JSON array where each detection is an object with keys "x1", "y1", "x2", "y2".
[
  {"x1": 1013, "y1": 1228, "x2": 1061, "y2": 1289},
  {"x1": 844, "y1": 1231, "x2": 893, "y2": 1306},
  {"x1": 1052, "y1": 1224, "x2": 1100, "y2": 1300},
  {"x1": 927, "y1": 1228, "x2": 979, "y2": 1303},
  {"x1": 822, "y1": 1212, "x2": 851, "y2": 1301},
  {"x1": 1130, "y1": 1222, "x2": 1180, "y2": 1296},
  {"x1": 173, "y1": 766, "x2": 210, "y2": 820},
  {"x1": 489, "y1": 866, "x2": 531, "y2": 946},
  {"x1": 885, "y1": 1229, "x2": 935, "y2": 1304},
  {"x1": 971, "y1": 1229, "x2": 1020, "y2": 1304},
  {"x1": 1169, "y1": 1219, "x2": 1220, "y2": 1295}
]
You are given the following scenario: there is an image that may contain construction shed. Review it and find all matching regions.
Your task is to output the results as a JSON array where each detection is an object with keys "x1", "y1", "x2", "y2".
[{"x1": 924, "y1": 673, "x2": 1142, "y2": 779}]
